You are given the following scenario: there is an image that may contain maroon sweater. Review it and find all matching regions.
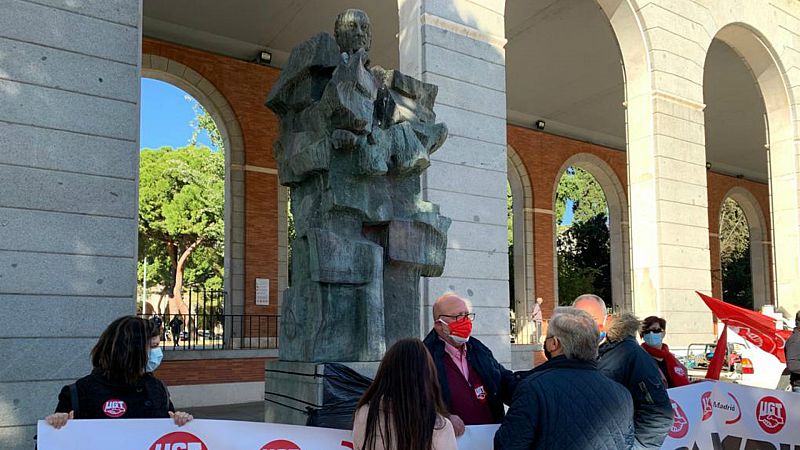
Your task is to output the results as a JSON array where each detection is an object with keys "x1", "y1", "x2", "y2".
[{"x1": 442, "y1": 354, "x2": 495, "y2": 424}]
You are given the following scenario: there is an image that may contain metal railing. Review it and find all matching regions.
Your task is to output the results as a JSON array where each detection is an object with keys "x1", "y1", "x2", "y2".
[
  {"x1": 142, "y1": 288, "x2": 278, "y2": 351},
  {"x1": 510, "y1": 317, "x2": 548, "y2": 345}
]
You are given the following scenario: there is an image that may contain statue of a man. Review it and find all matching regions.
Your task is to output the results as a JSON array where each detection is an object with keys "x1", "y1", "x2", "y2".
[
  {"x1": 334, "y1": 9, "x2": 371, "y2": 54},
  {"x1": 266, "y1": 10, "x2": 450, "y2": 363}
]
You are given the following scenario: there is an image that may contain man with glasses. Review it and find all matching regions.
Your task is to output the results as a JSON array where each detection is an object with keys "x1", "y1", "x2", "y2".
[{"x1": 423, "y1": 292, "x2": 517, "y2": 436}]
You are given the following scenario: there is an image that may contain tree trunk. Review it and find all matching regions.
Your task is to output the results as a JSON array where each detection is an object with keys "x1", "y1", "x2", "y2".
[{"x1": 171, "y1": 238, "x2": 204, "y2": 321}]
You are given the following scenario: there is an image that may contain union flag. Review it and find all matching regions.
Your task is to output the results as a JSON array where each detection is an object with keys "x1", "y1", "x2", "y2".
[{"x1": 697, "y1": 292, "x2": 791, "y2": 363}]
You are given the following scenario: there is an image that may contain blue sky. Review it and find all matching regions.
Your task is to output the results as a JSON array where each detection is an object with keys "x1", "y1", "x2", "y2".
[{"x1": 140, "y1": 78, "x2": 214, "y2": 150}]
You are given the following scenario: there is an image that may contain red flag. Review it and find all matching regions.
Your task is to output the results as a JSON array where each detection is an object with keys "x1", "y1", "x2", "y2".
[
  {"x1": 697, "y1": 292, "x2": 791, "y2": 363},
  {"x1": 705, "y1": 325, "x2": 728, "y2": 380}
]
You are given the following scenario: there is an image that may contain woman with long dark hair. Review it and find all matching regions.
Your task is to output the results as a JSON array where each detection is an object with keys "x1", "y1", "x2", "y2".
[
  {"x1": 44, "y1": 316, "x2": 192, "y2": 427},
  {"x1": 353, "y1": 338, "x2": 456, "y2": 450}
]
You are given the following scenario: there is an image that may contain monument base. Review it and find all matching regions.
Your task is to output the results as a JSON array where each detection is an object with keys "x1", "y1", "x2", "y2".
[{"x1": 264, "y1": 360, "x2": 379, "y2": 426}]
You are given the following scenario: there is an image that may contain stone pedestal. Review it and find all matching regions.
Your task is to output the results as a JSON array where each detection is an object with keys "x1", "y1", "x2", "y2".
[{"x1": 264, "y1": 360, "x2": 379, "y2": 425}]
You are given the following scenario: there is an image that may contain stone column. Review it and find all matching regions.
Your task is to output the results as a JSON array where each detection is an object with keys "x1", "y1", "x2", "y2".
[
  {"x1": 625, "y1": 5, "x2": 714, "y2": 346},
  {"x1": 0, "y1": 1, "x2": 141, "y2": 448},
  {"x1": 398, "y1": 0, "x2": 511, "y2": 363}
]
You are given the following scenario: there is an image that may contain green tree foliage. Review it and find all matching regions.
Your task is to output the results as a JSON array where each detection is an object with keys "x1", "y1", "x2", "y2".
[
  {"x1": 187, "y1": 95, "x2": 224, "y2": 152},
  {"x1": 557, "y1": 214, "x2": 611, "y2": 305},
  {"x1": 555, "y1": 167, "x2": 607, "y2": 225},
  {"x1": 555, "y1": 167, "x2": 611, "y2": 305},
  {"x1": 719, "y1": 198, "x2": 753, "y2": 309},
  {"x1": 138, "y1": 145, "x2": 224, "y2": 311}
]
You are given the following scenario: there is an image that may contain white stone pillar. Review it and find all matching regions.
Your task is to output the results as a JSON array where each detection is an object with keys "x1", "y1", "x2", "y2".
[
  {"x1": 398, "y1": 0, "x2": 510, "y2": 363},
  {"x1": 0, "y1": 1, "x2": 142, "y2": 448},
  {"x1": 625, "y1": 4, "x2": 715, "y2": 346}
]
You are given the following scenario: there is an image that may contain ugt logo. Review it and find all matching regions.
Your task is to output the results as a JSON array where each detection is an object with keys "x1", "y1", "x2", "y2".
[
  {"x1": 668, "y1": 400, "x2": 689, "y2": 439},
  {"x1": 261, "y1": 440, "x2": 301, "y2": 450},
  {"x1": 700, "y1": 392, "x2": 713, "y2": 421},
  {"x1": 149, "y1": 431, "x2": 208, "y2": 450},
  {"x1": 755, "y1": 396, "x2": 786, "y2": 434},
  {"x1": 102, "y1": 399, "x2": 127, "y2": 418}
]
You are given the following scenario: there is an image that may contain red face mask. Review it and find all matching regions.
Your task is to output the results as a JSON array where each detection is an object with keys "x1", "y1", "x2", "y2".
[{"x1": 447, "y1": 318, "x2": 473, "y2": 339}]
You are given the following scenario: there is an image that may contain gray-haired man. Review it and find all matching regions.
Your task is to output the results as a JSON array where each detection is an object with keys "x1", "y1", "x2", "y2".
[
  {"x1": 573, "y1": 294, "x2": 673, "y2": 449},
  {"x1": 494, "y1": 307, "x2": 634, "y2": 450}
]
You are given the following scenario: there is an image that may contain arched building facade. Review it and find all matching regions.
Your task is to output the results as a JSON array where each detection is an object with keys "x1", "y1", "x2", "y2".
[{"x1": 4, "y1": 0, "x2": 800, "y2": 446}]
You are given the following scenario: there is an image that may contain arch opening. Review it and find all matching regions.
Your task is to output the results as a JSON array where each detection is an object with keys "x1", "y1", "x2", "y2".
[
  {"x1": 140, "y1": 55, "x2": 246, "y2": 345},
  {"x1": 507, "y1": 145, "x2": 535, "y2": 344},
  {"x1": 703, "y1": 24, "x2": 792, "y2": 312},
  {"x1": 552, "y1": 154, "x2": 630, "y2": 312}
]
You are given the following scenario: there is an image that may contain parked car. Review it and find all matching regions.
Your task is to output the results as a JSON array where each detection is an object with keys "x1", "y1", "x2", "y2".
[{"x1": 685, "y1": 331, "x2": 785, "y2": 389}]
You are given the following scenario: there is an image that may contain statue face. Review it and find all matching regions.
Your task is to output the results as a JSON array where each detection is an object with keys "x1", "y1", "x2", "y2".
[{"x1": 335, "y1": 9, "x2": 372, "y2": 54}]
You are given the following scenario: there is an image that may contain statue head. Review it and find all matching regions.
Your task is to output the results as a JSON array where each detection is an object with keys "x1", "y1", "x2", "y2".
[{"x1": 334, "y1": 9, "x2": 372, "y2": 54}]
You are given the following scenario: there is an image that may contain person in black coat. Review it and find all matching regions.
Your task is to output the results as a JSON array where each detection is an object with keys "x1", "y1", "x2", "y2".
[
  {"x1": 784, "y1": 310, "x2": 800, "y2": 393},
  {"x1": 574, "y1": 295, "x2": 674, "y2": 450},
  {"x1": 494, "y1": 307, "x2": 634, "y2": 450},
  {"x1": 423, "y1": 292, "x2": 517, "y2": 436},
  {"x1": 45, "y1": 316, "x2": 192, "y2": 428}
]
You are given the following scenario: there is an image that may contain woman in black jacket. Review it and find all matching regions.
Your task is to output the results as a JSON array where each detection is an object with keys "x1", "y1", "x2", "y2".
[{"x1": 44, "y1": 316, "x2": 192, "y2": 428}]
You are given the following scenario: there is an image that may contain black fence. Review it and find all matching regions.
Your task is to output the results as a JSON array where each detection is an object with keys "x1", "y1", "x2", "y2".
[{"x1": 142, "y1": 288, "x2": 278, "y2": 351}]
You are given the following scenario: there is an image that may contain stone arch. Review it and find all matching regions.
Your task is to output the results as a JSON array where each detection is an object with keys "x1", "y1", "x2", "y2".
[
  {"x1": 706, "y1": 24, "x2": 797, "y2": 315},
  {"x1": 140, "y1": 54, "x2": 246, "y2": 315},
  {"x1": 720, "y1": 187, "x2": 772, "y2": 310},
  {"x1": 552, "y1": 153, "x2": 631, "y2": 311},
  {"x1": 507, "y1": 145, "x2": 535, "y2": 343}
]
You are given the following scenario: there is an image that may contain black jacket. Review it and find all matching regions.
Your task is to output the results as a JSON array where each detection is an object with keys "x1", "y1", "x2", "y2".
[
  {"x1": 55, "y1": 369, "x2": 174, "y2": 419},
  {"x1": 785, "y1": 328, "x2": 800, "y2": 387},
  {"x1": 494, "y1": 355, "x2": 634, "y2": 450},
  {"x1": 599, "y1": 336, "x2": 673, "y2": 449},
  {"x1": 423, "y1": 330, "x2": 517, "y2": 423}
]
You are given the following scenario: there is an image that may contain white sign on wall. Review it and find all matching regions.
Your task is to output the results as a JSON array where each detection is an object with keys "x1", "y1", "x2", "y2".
[{"x1": 255, "y1": 278, "x2": 269, "y2": 305}]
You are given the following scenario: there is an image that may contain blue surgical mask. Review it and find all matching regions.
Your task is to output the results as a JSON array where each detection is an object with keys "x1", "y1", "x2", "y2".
[
  {"x1": 643, "y1": 332, "x2": 664, "y2": 347},
  {"x1": 146, "y1": 347, "x2": 163, "y2": 373}
]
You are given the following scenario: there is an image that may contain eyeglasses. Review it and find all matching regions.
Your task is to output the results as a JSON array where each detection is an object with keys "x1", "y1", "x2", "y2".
[
  {"x1": 643, "y1": 329, "x2": 663, "y2": 335},
  {"x1": 438, "y1": 313, "x2": 475, "y2": 322}
]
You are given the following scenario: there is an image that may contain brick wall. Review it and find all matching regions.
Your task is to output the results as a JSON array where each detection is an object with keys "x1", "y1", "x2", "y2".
[
  {"x1": 508, "y1": 125, "x2": 627, "y2": 317},
  {"x1": 508, "y1": 125, "x2": 773, "y2": 318},
  {"x1": 155, "y1": 357, "x2": 274, "y2": 386}
]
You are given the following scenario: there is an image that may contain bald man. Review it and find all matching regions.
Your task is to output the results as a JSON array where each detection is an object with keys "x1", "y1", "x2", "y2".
[
  {"x1": 573, "y1": 294, "x2": 673, "y2": 450},
  {"x1": 423, "y1": 292, "x2": 517, "y2": 436}
]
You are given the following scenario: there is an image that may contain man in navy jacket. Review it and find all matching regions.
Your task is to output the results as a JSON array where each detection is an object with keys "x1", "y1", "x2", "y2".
[
  {"x1": 494, "y1": 307, "x2": 634, "y2": 449},
  {"x1": 423, "y1": 292, "x2": 517, "y2": 436},
  {"x1": 574, "y1": 294, "x2": 674, "y2": 449}
]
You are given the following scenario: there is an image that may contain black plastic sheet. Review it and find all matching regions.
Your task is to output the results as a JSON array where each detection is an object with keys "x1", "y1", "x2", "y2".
[{"x1": 305, "y1": 363, "x2": 374, "y2": 429}]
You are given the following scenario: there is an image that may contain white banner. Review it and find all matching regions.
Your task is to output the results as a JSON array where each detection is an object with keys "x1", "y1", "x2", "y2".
[
  {"x1": 37, "y1": 382, "x2": 800, "y2": 450},
  {"x1": 662, "y1": 382, "x2": 800, "y2": 449},
  {"x1": 36, "y1": 418, "x2": 500, "y2": 450}
]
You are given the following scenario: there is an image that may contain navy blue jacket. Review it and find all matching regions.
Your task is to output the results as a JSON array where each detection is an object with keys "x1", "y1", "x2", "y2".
[
  {"x1": 494, "y1": 355, "x2": 634, "y2": 450},
  {"x1": 423, "y1": 330, "x2": 516, "y2": 423},
  {"x1": 598, "y1": 336, "x2": 674, "y2": 449}
]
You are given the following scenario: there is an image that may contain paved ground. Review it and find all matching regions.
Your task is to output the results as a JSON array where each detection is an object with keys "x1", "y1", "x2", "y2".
[{"x1": 188, "y1": 401, "x2": 264, "y2": 422}]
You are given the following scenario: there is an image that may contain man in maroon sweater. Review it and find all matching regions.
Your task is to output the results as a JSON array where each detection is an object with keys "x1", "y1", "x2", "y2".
[{"x1": 423, "y1": 292, "x2": 518, "y2": 436}]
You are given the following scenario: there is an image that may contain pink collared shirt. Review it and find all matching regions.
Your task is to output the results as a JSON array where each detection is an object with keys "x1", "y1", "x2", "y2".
[{"x1": 441, "y1": 337, "x2": 470, "y2": 380}]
